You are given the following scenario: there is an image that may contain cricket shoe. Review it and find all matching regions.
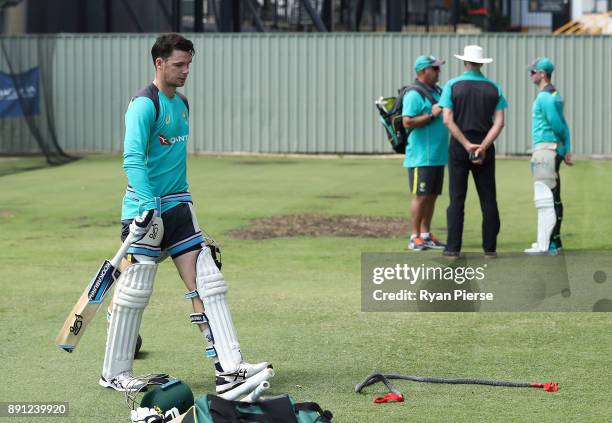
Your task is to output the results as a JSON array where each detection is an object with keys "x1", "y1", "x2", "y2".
[
  {"x1": 216, "y1": 361, "x2": 273, "y2": 395},
  {"x1": 442, "y1": 250, "x2": 460, "y2": 260},
  {"x1": 408, "y1": 237, "x2": 428, "y2": 251},
  {"x1": 99, "y1": 372, "x2": 169, "y2": 392},
  {"x1": 423, "y1": 234, "x2": 446, "y2": 250},
  {"x1": 525, "y1": 242, "x2": 558, "y2": 256},
  {"x1": 529, "y1": 241, "x2": 561, "y2": 251}
]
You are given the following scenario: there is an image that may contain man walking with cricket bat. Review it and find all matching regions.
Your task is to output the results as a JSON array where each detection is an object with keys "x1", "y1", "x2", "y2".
[{"x1": 98, "y1": 34, "x2": 273, "y2": 394}]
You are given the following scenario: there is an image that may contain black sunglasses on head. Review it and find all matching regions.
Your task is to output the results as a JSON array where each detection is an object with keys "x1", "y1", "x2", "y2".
[{"x1": 431, "y1": 66, "x2": 440, "y2": 71}]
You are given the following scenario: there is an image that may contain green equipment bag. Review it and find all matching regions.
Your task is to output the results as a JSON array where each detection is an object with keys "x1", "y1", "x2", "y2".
[{"x1": 186, "y1": 394, "x2": 333, "y2": 423}]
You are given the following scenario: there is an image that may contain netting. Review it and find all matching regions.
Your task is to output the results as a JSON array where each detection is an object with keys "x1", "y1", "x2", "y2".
[{"x1": 0, "y1": 36, "x2": 77, "y2": 175}]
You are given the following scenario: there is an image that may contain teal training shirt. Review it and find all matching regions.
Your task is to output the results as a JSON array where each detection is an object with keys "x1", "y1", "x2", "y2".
[
  {"x1": 401, "y1": 88, "x2": 449, "y2": 168},
  {"x1": 121, "y1": 87, "x2": 190, "y2": 220},
  {"x1": 531, "y1": 85, "x2": 571, "y2": 156}
]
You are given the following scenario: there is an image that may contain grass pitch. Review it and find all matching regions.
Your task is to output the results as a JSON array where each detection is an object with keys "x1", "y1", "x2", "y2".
[{"x1": 1, "y1": 155, "x2": 611, "y2": 422}]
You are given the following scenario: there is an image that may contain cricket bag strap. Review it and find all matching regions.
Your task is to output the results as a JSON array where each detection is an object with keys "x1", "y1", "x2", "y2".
[
  {"x1": 208, "y1": 395, "x2": 333, "y2": 423},
  {"x1": 210, "y1": 395, "x2": 294, "y2": 422},
  {"x1": 294, "y1": 402, "x2": 333, "y2": 422}
]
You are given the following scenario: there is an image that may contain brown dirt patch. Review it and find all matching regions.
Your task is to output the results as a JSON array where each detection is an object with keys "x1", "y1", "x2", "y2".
[
  {"x1": 232, "y1": 160, "x2": 298, "y2": 166},
  {"x1": 74, "y1": 216, "x2": 116, "y2": 228},
  {"x1": 228, "y1": 214, "x2": 410, "y2": 240},
  {"x1": 0, "y1": 210, "x2": 15, "y2": 218}
]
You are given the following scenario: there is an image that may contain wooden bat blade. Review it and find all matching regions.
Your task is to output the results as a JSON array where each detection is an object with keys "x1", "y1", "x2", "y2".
[{"x1": 55, "y1": 260, "x2": 121, "y2": 352}]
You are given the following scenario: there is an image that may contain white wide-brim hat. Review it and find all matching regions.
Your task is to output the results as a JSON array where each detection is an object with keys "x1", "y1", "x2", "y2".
[{"x1": 454, "y1": 45, "x2": 493, "y2": 64}]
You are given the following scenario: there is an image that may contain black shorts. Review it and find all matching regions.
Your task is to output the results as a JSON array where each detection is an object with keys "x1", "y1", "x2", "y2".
[
  {"x1": 407, "y1": 166, "x2": 444, "y2": 196},
  {"x1": 121, "y1": 203, "x2": 204, "y2": 260}
]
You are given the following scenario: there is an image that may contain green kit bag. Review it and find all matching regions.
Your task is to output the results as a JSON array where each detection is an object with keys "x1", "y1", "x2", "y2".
[{"x1": 182, "y1": 393, "x2": 333, "y2": 423}]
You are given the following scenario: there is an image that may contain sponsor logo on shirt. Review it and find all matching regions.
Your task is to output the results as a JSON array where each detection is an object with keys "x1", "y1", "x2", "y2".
[
  {"x1": 165, "y1": 114, "x2": 171, "y2": 125},
  {"x1": 159, "y1": 134, "x2": 188, "y2": 146}
]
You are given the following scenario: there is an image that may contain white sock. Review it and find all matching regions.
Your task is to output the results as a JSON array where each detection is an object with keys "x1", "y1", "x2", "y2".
[{"x1": 421, "y1": 232, "x2": 430, "y2": 239}]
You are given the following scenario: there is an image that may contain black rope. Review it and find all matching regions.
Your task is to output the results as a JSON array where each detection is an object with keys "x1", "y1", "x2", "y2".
[{"x1": 356, "y1": 372, "x2": 554, "y2": 396}]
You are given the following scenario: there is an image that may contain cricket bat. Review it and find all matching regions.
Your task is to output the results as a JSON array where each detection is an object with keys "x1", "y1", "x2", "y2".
[{"x1": 55, "y1": 233, "x2": 136, "y2": 353}]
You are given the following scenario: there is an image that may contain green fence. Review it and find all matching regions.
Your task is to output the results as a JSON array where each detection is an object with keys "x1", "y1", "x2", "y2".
[{"x1": 1, "y1": 33, "x2": 610, "y2": 155}]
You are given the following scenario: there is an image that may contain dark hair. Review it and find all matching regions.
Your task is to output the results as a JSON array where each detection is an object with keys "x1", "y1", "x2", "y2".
[{"x1": 151, "y1": 33, "x2": 195, "y2": 64}]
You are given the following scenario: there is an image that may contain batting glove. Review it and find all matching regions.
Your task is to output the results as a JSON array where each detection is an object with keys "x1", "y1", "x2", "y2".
[
  {"x1": 129, "y1": 209, "x2": 156, "y2": 242},
  {"x1": 130, "y1": 407, "x2": 163, "y2": 423}
]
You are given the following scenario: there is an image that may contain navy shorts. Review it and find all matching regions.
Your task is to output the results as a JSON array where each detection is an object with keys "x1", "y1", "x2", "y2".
[
  {"x1": 121, "y1": 203, "x2": 205, "y2": 261},
  {"x1": 408, "y1": 166, "x2": 444, "y2": 196}
]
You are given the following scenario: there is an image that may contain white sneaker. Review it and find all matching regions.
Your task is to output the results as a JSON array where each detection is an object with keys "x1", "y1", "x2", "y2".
[
  {"x1": 99, "y1": 371, "x2": 147, "y2": 392},
  {"x1": 524, "y1": 247, "x2": 547, "y2": 255},
  {"x1": 216, "y1": 361, "x2": 272, "y2": 394}
]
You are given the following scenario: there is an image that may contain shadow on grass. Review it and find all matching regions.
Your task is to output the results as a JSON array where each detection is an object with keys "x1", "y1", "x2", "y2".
[{"x1": 0, "y1": 155, "x2": 80, "y2": 177}]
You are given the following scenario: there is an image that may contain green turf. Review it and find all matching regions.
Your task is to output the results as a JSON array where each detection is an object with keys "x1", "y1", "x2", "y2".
[
  {"x1": 1, "y1": 155, "x2": 611, "y2": 422},
  {"x1": 0, "y1": 156, "x2": 51, "y2": 177}
]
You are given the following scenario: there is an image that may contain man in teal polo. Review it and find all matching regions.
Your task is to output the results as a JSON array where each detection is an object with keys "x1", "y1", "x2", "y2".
[
  {"x1": 402, "y1": 55, "x2": 449, "y2": 251},
  {"x1": 524, "y1": 57, "x2": 572, "y2": 255}
]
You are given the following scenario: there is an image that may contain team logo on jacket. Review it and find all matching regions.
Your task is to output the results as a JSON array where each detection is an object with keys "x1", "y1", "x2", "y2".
[
  {"x1": 159, "y1": 134, "x2": 188, "y2": 146},
  {"x1": 165, "y1": 115, "x2": 171, "y2": 125}
]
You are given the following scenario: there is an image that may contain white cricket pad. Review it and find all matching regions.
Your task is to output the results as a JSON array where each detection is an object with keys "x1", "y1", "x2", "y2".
[
  {"x1": 102, "y1": 263, "x2": 157, "y2": 380},
  {"x1": 220, "y1": 368, "x2": 275, "y2": 401},
  {"x1": 196, "y1": 247, "x2": 242, "y2": 373},
  {"x1": 531, "y1": 148, "x2": 557, "y2": 190},
  {"x1": 240, "y1": 381, "x2": 270, "y2": 402},
  {"x1": 525, "y1": 181, "x2": 556, "y2": 253}
]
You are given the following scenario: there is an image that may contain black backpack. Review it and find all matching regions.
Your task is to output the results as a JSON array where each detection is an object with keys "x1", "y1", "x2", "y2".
[{"x1": 375, "y1": 80, "x2": 441, "y2": 154}]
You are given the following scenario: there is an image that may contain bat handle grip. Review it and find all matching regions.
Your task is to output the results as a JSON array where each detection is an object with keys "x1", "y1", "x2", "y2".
[{"x1": 109, "y1": 232, "x2": 136, "y2": 267}]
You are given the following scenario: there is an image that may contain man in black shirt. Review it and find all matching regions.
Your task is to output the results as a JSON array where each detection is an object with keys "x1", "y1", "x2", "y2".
[{"x1": 438, "y1": 45, "x2": 507, "y2": 258}]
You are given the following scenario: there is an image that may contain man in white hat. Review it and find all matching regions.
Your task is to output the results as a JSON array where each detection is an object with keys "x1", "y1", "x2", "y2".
[{"x1": 438, "y1": 45, "x2": 507, "y2": 258}]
